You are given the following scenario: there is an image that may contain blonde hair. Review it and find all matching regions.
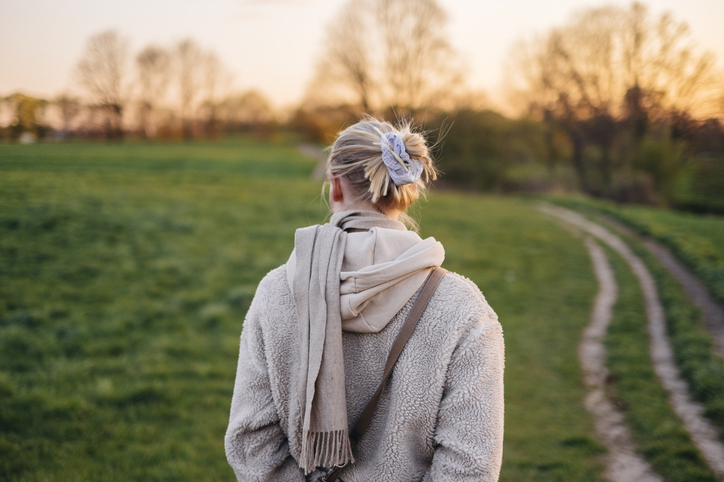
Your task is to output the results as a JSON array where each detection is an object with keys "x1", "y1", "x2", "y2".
[{"x1": 326, "y1": 116, "x2": 437, "y2": 228}]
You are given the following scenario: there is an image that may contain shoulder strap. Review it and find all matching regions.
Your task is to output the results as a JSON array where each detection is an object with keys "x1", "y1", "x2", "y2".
[
  {"x1": 323, "y1": 267, "x2": 447, "y2": 481},
  {"x1": 353, "y1": 266, "x2": 448, "y2": 443}
]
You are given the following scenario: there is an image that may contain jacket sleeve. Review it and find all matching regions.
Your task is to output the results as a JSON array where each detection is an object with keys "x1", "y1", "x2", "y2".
[
  {"x1": 224, "y1": 296, "x2": 305, "y2": 482},
  {"x1": 425, "y1": 315, "x2": 505, "y2": 481}
]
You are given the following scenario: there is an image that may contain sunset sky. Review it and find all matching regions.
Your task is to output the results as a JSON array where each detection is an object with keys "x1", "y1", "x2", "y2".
[{"x1": 2, "y1": 0, "x2": 723, "y2": 110}]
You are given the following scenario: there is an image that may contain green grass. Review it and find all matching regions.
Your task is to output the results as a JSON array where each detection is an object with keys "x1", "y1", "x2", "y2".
[
  {"x1": 603, "y1": 244, "x2": 717, "y2": 481},
  {"x1": 0, "y1": 140, "x2": 607, "y2": 480},
  {"x1": 0, "y1": 139, "x2": 325, "y2": 480},
  {"x1": 0, "y1": 138, "x2": 315, "y2": 178}
]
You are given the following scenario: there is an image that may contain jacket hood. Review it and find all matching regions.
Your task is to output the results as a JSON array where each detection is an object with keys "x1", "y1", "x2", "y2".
[{"x1": 339, "y1": 227, "x2": 444, "y2": 332}]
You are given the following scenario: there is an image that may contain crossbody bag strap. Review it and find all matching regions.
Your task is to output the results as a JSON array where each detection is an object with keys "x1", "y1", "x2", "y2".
[{"x1": 322, "y1": 266, "x2": 448, "y2": 482}]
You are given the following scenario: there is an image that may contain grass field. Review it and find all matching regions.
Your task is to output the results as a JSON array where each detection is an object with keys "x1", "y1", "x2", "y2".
[
  {"x1": 1, "y1": 139, "x2": 608, "y2": 480},
  {"x1": 0, "y1": 139, "x2": 325, "y2": 480}
]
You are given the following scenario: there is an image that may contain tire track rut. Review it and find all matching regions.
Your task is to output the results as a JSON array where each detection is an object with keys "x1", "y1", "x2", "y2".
[{"x1": 581, "y1": 237, "x2": 662, "y2": 482}]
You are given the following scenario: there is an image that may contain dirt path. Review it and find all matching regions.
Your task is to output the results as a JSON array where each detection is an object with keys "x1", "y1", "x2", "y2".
[
  {"x1": 540, "y1": 204, "x2": 724, "y2": 479},
  {"x1": 593, "y1": 215, "x2": 724, "y2": 358},
  {"x1": 581, "y1": 237, "x2": 663, "y2": 482}
]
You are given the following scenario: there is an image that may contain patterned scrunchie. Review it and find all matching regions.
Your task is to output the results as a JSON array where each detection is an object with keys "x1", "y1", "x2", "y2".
[{"x1": 380, "y1": 132, "x2": 424, "y2": 186}]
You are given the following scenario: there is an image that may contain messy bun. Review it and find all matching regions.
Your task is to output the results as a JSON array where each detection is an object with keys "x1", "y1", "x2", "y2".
[{"x1": 326, "y1": 116, "x2": 437, "y2": 226}]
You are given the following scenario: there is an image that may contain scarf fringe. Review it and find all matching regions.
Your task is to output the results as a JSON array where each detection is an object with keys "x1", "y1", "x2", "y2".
[{"x1": 300, "y1": 429, "x2": 355, "y2": 475}]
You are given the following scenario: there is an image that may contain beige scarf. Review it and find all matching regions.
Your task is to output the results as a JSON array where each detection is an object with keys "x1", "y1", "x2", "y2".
[{"x1": 289, "y1": 210, "x2": 444, "y2": 474}]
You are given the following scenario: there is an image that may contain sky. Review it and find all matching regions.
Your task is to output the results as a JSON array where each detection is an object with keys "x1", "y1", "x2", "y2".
[{"x1": 1, "y1": 0, "x2": 723, "y2": 110}]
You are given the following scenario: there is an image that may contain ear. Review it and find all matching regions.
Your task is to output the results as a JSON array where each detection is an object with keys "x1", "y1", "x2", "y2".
[{"x1": 330, "y1": 177, "x2": 344, "y2": 203}]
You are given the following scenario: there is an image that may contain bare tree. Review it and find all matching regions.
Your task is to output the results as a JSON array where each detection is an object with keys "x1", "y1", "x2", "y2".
[
  {"x1": 375, "y1": 0, "x2": 459, "y2": 113},
  {"x1": 54, "y1": 94, "x2": 81, "y2": 138},
  {"x1": 313, "y1": 0, "x2": 374, "y2": 111},
  {"x1": 507, "y1": 2, "x2": 719, "y2": 196},
  {"x1": 74, "y1": 30, "x2": 129, "y2": 139},
  {"x1": 174, "y1": 39, "x2": 204, "y2": 140},
  {"x1": 199, "y1": 51, "x2": 233, "y2": 139},
  {"x1": 307, "y1": 0, "x2": 461, "y2": 114},
  {"x1": 510, "y1": 3, "x2": 719, "y2": 123},
  {"x1": 136, "y1": 45, "x2": 171, "y2": 138}
]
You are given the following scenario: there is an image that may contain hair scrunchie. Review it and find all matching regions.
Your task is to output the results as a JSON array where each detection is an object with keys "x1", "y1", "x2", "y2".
[{"x1": 380, "y1": 132, "x2": 423, "y2": 186}]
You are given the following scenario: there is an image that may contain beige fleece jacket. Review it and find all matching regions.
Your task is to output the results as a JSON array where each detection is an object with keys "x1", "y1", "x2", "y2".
[{"x1": 225, "y1": 235, "x2": 504, "y2": 481}]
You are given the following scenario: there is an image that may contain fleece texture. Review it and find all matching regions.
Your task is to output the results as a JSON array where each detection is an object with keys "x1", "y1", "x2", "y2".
[{"x1": 225, "y1": 266, "x2": 505, "y2": 481}]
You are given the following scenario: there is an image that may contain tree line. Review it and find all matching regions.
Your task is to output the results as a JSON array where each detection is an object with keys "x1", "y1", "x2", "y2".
[
  {"x1": 506, "y1": 3, "x2": 723, "y2": 204},
  {"x1": 1, "y1": 33, "x2": 275, "y2": 141}
]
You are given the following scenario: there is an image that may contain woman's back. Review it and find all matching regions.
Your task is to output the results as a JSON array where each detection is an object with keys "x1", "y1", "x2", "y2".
[{"x1": 227, "y1": 264, "x2": 503, "y2": 481}]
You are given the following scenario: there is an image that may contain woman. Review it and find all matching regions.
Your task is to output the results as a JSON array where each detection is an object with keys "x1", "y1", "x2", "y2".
[{"x1": 225, "y1": 117, "x2": 504, "y2": 481}]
